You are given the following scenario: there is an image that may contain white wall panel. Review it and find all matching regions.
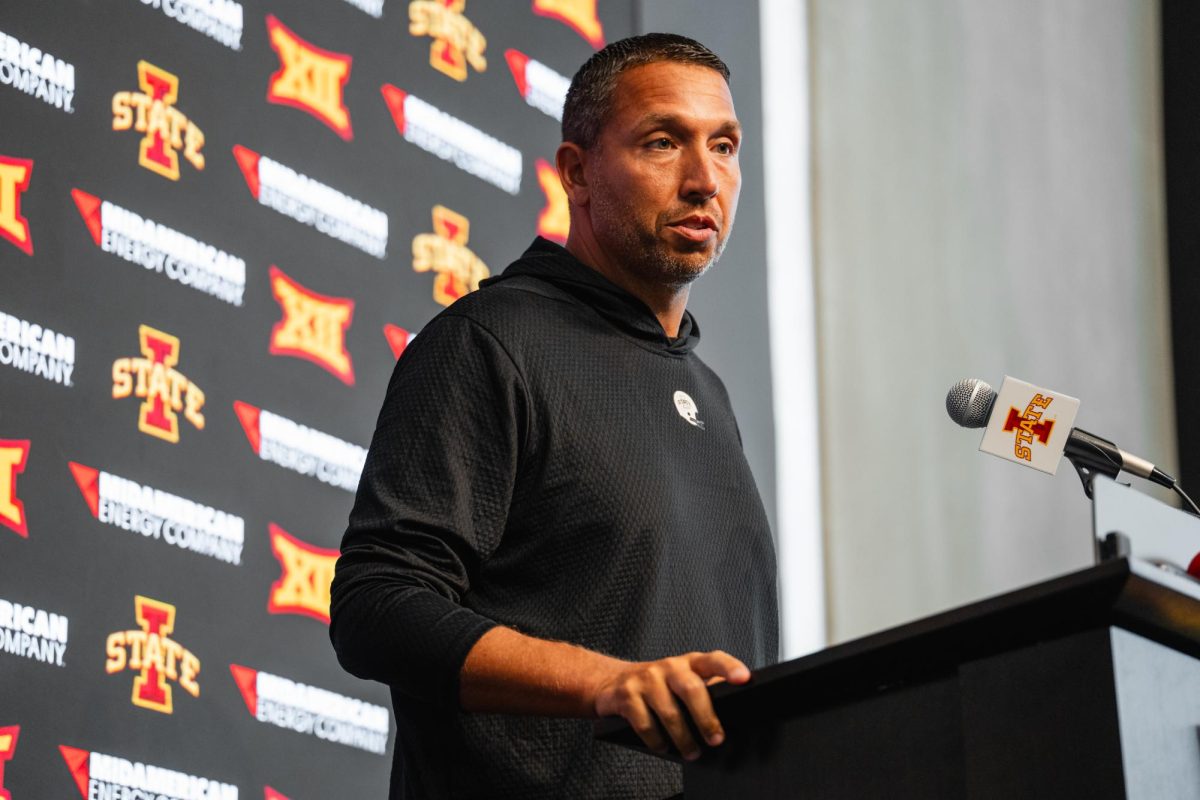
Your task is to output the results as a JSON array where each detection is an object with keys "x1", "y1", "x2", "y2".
[{"x1": 809, "y1": 0, "x2": 1176, "y2": 641}]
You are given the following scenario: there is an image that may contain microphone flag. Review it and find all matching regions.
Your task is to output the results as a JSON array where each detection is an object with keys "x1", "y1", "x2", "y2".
[{"x1": 978, "y1": 376, "x2": 1081, "y2": 474}]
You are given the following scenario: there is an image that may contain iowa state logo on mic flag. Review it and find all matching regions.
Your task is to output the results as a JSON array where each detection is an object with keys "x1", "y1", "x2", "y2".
[{"x1": 979, "y1": 376, "x2": 1080, "y2": 474}]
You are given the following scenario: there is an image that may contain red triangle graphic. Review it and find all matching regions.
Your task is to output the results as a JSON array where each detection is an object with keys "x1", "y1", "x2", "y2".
[
  {"x1": 265, "y1": 788, "x2": 290, "y2": 800},
  {"x1": 232, "y1": 145, "x2": 262, "y2": 199},
  {"x1": 233, "y1": 401, "x2": 262, "y2": 454},
  {"x1": 70, "y1": 188, "x2": 103, "y2": 246},
  {"x1": 383, "y1": 324, "x2": 411, "y2": 360},
  {"x1": 229, "y1": 663, "x2": 259, "y2": 716},
  {"x1": 67, "y1": 461, "x2": 100, "y2": 518},
  {"x1": 58, "y1": 745, "x2": 90, "y2": 798},
  {"x1": 380, "y1": 84, "x2": 408, "y2": 135},
  {"x1": 504, "y1": 49, "x2": 530, "y2": 98}
]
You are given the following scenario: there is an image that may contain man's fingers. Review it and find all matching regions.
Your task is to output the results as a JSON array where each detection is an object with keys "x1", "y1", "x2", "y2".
[
  {"x1": 645, "y1": 679, "x2": 701, "y2": 760},
  {"x1": 594, "y1": 651, "x2": 750, "y2": 759},
  {"x1": 621, "y1": 693, "x2": 669, "y2": 755},
  {"x1": 667, "y1": 670, "x2": 724, "y2": 747},
  {"x1": 689, "y1": 650, "x2": 751, "y2": 684}
]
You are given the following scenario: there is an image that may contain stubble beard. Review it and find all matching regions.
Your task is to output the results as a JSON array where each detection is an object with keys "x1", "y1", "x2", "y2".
[{"x1": 591, "y1": 191, "x2": 730, "y2": 290}]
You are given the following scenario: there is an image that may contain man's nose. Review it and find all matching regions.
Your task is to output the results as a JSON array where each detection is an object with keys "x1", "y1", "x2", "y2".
[{"x1": 680, "y1": 146, "x2": 719, "y2": 201}]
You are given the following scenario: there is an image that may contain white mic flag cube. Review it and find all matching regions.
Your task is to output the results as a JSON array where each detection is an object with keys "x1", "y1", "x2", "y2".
[{"x1": 979, "y1": 376, "x2": 1081, "y2": 475}]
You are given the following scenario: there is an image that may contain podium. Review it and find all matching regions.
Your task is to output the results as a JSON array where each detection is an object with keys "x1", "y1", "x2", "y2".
[{"x1": 597, "y1": 481, "x2": 1200, "y2": 798}]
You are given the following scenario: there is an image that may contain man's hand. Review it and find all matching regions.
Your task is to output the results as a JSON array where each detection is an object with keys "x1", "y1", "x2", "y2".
[
  {"x1": 592, "y1": 651, "x2": 750, "y2": 760},
  {"x1": 460, "y1": 627, "x2": 751, "y2": 760}
]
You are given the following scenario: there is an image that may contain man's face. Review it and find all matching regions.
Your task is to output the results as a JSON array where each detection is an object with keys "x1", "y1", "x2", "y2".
[{"x1": 585, "y1": 61, "x2": 742, "y2": 287}]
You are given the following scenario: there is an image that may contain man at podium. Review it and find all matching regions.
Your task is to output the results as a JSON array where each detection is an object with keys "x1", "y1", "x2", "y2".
[{"x1": 331, "y1": 33, "x2": 778, "y2": 800}]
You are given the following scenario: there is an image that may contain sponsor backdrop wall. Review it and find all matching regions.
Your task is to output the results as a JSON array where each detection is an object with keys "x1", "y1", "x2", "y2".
[{"x1": 0, "y1": 1, "x2": 750, "y2": 795}]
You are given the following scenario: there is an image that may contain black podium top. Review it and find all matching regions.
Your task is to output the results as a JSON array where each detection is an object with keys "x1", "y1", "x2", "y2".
[{"x1": 595, "y1": 557, "x2": 1200, "y2": 757}]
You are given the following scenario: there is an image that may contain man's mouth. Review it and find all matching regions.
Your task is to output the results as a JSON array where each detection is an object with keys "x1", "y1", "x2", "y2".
[{"x1": 666, "y1": 215, "x2": 718, "y2": 243}]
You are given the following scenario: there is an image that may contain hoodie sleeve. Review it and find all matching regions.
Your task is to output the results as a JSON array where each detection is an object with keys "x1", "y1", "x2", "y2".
[{"x1": 329, "y1": 311, "x2": 527, "y2": 707}]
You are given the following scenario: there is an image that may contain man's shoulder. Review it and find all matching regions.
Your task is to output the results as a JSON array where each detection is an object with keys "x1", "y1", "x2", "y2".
[
  {"x1": 453, "y1": 273, "x2": 571, "y2": 317},
  {"x1": 434, "y1": 266, "x2": 582, "y2": 341}
]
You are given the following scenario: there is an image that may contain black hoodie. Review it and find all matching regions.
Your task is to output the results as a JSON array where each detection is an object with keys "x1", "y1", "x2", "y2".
[{"x1": 331, "y1": 238, "x2": 778, "y2": 800}]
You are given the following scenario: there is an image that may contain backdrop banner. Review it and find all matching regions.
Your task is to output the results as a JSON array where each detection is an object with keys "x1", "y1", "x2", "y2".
[{"x1": 0, "y1": 1, "x2": 630, "y2": 796}]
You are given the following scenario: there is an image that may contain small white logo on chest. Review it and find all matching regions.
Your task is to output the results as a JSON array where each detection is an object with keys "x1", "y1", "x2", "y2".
[{"x1": 673, "y1": 390, "x2": 705, "y2": 429}]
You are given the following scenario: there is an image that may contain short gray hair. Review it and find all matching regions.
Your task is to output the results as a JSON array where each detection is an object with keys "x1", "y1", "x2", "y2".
[{"x1": 561, "y1": 33, "x2": 730, "y2": 149}]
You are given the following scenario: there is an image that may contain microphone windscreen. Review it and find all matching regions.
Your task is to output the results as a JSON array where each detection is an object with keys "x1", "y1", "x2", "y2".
[{"x1": 946, "y1": 378, "x2": 997, "y2": 428}]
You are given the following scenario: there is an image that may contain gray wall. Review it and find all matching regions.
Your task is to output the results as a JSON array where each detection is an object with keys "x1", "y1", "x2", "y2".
[
  {"x1": 636, "y1": 0, "x2": 778, "y2": 534},
  {"x1": 809, "y1": 0, "x2": 1177, "y2": 642}
]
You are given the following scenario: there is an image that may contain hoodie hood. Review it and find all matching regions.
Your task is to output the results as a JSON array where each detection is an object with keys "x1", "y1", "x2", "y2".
[{"x1": 480, "y1": 237, "x2": 700, "y2": 356}]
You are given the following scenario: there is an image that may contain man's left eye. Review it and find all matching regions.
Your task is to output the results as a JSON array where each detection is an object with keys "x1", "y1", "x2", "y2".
[{"x1": 650, "y1": 138, "x2": 673, "y2": 149}]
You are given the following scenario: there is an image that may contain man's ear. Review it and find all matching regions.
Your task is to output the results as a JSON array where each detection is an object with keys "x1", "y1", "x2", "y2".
[{"x1": 556, "y1": 142, "x2": 590, "y2": 207}]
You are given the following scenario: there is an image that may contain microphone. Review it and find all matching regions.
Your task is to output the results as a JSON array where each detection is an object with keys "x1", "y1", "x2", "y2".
[{"x1": 945, "y1": 378, "x2": 1176, "y2": 490}]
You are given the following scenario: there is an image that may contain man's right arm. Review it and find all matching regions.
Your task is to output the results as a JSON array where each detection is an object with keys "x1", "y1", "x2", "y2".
[
  {"x1": 330, "y1": 313, "x2": 521, "y2": 704},
  {"x1": 460, "y1": 626, "x2": 750, "y2": 760}
]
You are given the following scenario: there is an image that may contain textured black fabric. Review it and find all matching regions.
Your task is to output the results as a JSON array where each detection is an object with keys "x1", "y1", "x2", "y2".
[{"x1": 331, "y1": 238, "x2": 778, "y2": 800}]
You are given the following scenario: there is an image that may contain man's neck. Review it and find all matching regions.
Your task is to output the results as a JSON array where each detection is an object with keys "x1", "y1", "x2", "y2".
[{"x1": 564, "y1": 235, "x2": 691, "y2": 340}]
